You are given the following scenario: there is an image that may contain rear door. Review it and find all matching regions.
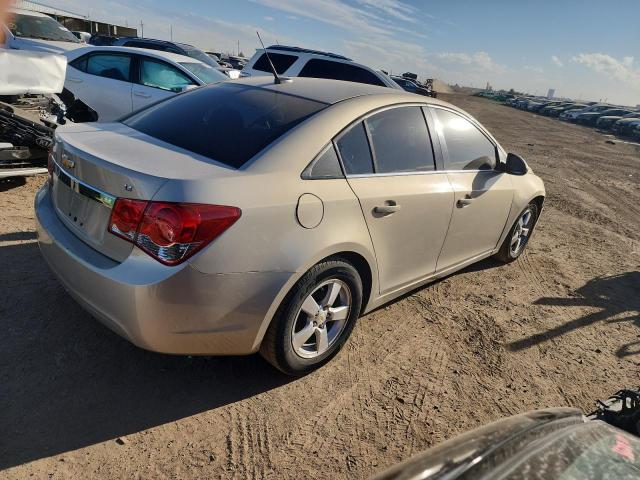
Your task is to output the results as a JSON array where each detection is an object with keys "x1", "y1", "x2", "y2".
[
  {"x1": 66, "y1": 52, "x2": 133, "y2": 122},
  {"x1": 131, "y1": 56, "x2": 198, "y2": 111},
  {"x1": 430, "y1": 107, "x2": 513, "y2": 271},
  {"x1": 338, "y1": 105, "x2": 454, "y2": 294}
]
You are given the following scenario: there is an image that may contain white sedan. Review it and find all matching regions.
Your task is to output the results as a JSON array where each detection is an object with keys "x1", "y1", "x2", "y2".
[{"x1": 63, "y1": 46, "x2": 229, "y2": 122}]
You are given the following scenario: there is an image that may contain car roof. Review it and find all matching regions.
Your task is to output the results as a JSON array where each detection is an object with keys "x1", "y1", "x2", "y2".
[
  {"x1": 11, "y1": 8, "x2": 51, "y2": 17},
  {"x1": 266, "y1": 45, "x2": 352, "y2": 61},
  {"x1": 65, "y1": 45, "x2": 198, "y2": 65},
  {"x1": 229, "y1": 76, "x2": 447, "y2": 107}
]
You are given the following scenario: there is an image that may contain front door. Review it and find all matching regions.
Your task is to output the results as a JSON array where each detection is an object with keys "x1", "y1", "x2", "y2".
[
  {"x1": 430, "y1": 107, "x2": 513, "y2": 270},
  {"x1": 132, "y1": 57, "x2": 197, "y2": 111},
  {"x1": 337, "y1": 106, "x2": 454, "y2": 294}
]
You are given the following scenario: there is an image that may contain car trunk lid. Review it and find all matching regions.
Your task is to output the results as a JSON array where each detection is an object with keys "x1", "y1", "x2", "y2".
[{"x1": 51, "y1": 123, "x2": 232, "y2": 262}]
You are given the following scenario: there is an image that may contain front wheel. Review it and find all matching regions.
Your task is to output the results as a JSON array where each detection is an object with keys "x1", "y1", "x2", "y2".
[
  {"x1": 495, "y1": 203, "x2": 539, "y2": 263},
  {"x1": 260, "y1": 259, "x2": 363, "y2": 376}
]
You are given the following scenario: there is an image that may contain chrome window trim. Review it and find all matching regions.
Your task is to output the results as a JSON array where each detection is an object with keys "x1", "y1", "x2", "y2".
[
  {"x1": 346, "y1": 168, "x2": 498, "y2": 179},
  {"x1": 52, "y1": 159, "x2": 116, "y2": 209}
]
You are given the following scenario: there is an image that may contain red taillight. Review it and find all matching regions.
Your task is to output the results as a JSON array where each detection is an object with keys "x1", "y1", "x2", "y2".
[{"x1": 108, "y1": 200, "x2": 241, "y2": 266}]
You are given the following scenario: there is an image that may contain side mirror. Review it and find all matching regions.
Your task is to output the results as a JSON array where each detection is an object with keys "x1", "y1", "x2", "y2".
[{"x1": 505, "y1": 153, "x2": 528, "y2": 176}]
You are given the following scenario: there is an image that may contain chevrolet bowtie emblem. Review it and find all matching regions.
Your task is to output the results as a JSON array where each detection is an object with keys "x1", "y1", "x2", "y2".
[{"x1": 61, "y1": 154, "x2": 75, "y2": 169}]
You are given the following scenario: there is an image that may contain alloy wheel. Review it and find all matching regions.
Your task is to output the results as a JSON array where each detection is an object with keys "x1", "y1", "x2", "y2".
[
  {"x1": 510, "y1": 208, "x2": 534, "y2": 256},
  {"x1": 291, "y1": 279, "x2": 351, "y2": 359}
]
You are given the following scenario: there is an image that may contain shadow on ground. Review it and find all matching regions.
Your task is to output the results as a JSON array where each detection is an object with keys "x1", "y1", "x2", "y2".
[
  {"x1": 0, "y1": 241, "x2": 292, "y2": 470},
  {"x1": 507, "y1": 272, "x2": 640, "y2": 358}
]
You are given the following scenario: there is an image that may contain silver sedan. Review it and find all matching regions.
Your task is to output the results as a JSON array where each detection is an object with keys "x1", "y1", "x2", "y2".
[{"x1": 35, "y1": 78, "x2": 545, "y2": 375}]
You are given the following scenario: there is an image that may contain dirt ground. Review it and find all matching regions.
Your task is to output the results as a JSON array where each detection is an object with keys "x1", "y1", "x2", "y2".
[{"x1": 1, "y1": 94, "x2": 639, "y2": 479}]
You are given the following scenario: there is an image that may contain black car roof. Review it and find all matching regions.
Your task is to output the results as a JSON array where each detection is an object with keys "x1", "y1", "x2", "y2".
[{"x1": 266, "y1": 45, "x2": 352, "y2": 61}]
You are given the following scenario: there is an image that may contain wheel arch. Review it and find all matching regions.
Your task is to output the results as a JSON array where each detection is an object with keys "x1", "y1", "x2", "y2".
[{"x1": 251, "y1": 246, "x2": 378, "y2": 352}]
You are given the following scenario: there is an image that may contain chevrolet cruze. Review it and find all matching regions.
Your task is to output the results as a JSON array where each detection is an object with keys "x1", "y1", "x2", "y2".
[{"x1": 36, "y1": 78, "x2": 545, "y2": 375}]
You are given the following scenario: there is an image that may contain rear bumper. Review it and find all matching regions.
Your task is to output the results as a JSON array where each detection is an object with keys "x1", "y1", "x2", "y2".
[{"x1": 35, "y1": 185, "x2": 291, "y2": 355}]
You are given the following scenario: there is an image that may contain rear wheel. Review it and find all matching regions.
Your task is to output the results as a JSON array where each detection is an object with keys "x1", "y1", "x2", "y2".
[
  {"x1": 495, "y1": 203, "x2": 538, "y2": 263},
  {"x1": 260, "y1": 259, "x2": 362, "y2": 376}
]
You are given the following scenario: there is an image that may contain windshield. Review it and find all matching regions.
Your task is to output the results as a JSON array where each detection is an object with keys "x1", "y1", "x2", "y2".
[
  {"x1": 499, "y1": 422, "x2": 640, "y2": 480},
  {"x1": 9, "y1": 13, "x2": 80, "y2": 43},
  {"x1": 175, "y1": 43, "x2": 219, "y2": 68},
  {"x1": 123, "y1": 82, "x2": 328, "y2": 168},
  {"x1": 179, "y1": 62, "x2": 228, "y2": 84}
]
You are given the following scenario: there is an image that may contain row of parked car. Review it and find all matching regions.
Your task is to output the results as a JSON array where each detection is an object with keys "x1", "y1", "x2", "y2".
[{"x1": 503, "y1": 94, "x2": 640, "y2": 139}]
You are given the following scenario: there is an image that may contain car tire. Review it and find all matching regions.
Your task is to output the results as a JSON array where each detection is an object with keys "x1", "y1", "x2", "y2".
[
  {"x1": 494, "y1": 203, "x2": 539, "y2": 263},
  {"x1": 260, "y1": 259, "x2": 363, "y2": 376}
]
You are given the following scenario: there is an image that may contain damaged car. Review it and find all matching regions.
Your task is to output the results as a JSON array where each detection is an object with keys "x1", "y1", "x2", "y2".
[{"x1": 63, "y1": 46, "x2": 228, "y2": 122}]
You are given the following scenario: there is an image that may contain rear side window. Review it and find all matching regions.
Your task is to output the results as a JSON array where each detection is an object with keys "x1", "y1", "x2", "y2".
[
  {"x1": 253, "y1": 53, "x2": 298, "y2": 74},
  {"x1": 86, "y1": 54, "x2": 131, "y2": 82},
  {"x1": 299, "y1": 59, "x2": 385, "y2": 87},
  {"x1": 123, "y1": 82, "x2": 328, "y2": 169},
  {"x1": 433, "y1": 109, "x2": 497, "y2": 171},
  {"x1": 335, "y1": 123, "x2": 374, "y2": 175},
  {"x1": 366, "y1": 107, "x2": 435, "y2": 173},
  {"x1": 301, "y1": 144, "x2": 344, "y2": 180}
]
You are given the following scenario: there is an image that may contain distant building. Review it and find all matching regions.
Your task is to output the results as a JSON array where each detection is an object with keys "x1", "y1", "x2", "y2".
[
  {"x1": 547, "y1": 88, "x2": 556, "y2": 99},
  {"x1": 15, "y1": 0, "x2": 137, "y2": 37}
]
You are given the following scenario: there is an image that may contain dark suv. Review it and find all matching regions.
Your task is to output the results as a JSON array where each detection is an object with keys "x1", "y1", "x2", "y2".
[{"x1": 89, "y1": 36, "x2": 220, "y2": 69}]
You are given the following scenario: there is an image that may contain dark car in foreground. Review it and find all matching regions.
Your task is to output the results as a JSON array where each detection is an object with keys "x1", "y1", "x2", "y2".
[{"x1": 373, "y1": 408, "x2": 640, "y2": 480}]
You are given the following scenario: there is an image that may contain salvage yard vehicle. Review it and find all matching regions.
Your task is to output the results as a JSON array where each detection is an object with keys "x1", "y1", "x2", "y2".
[
  {"x1": 373, "y1": 408, "x2": 640, "y2": 480},
  {"x1": 241, "y1": 45, "x2": 401, "y2": 89},
  {"x1": 63, "y1": 46, "x2": 228, "y2": 122},
  {"x1": 575, "y1": 108, "x2": 632, "y2": 127},
  {"x1": 561, "y1": 103, "x2": 612, "y2": 121},
  {"x1": 611, "y1": 116, "x2": 640, "y2": 137},
  {"x1": 596, "y1": 111, "x2": 639, "y2": 130},
  {"x1": 3, "y1": 8, "x2": 83, "y2": 53},
  {"x1": 390, "y1": 76, "x2": 432, "y2": 96},
  {"x1": 544, "y1": 103, "x2": 587, "y2": 117},
  {"x1": 36, "y1": 77, "x2": 545, "y2": 375}
]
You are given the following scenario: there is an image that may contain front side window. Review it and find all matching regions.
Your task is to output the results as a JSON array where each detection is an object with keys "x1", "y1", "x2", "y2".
[
  {"x1": 179, "y1": 62, "x2": 228, "y2": 84},
  {"x1": 86, "y1": 54, "x2": 131, "y2": 82},
  {"x1": 433, "y1": 108, "x2": 497, "y2": 171},
  {"x1": 335, "y1": 123, "x2": 374, "y2": 175},
  {"x1": 253, "y1": 53, "x2": 298, "y2": 74},
  {"x1": 139, "y1": 59, "x2": 195, "y2": 91},
  {"x1": 299, "y1": 59, "x2": 385, "y2": 87},
  {"x1": 366, "y1": 107, "x2": 435, "y2": 173}
]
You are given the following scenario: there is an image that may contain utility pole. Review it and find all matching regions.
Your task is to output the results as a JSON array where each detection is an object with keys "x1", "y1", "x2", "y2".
[
  {"x1": 140, "y1": 20, "x2": 144, "y2": 38},
  {"x1": 237, "y1": 40, "x2": 240, "y2": 56},
  {"x1": 170, "y1": 25, "x2": 173, "y2": 41}
]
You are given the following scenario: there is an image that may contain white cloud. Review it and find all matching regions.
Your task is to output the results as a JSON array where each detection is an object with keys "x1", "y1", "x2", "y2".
[
  {"x1": 524, "y1": 65, "x2": 544, "y2": 74},
  {"x1": 354, "y1": 0, "x2": 420, "y2": 23},
  {"x1": 263, "y1": 16, "x2": 274, "y2": 21},
  {"x1": 551, "y1": 55, "x2": 563, "y2": 67},
  {"x1": 435, "y1": 51, "x2": 507, "y2": 74},
  {"x1": 572, "y1": 53, "x2": 640, "y2": 85}
]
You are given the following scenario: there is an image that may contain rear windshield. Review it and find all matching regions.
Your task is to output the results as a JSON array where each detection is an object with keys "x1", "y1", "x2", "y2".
[{"x1": 123, "y1": 82, "x2": 328, "y2": 168}]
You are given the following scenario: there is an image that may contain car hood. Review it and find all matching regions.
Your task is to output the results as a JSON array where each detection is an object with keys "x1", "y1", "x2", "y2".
[
  {"x1": 578, "y1": 112, "x2": 601, "y2": 117},
  {"x1": 598, "y1": 116, "x2": 623, "y2": 122},
  {"x1": 10, "y1": 37, "x2": 84, "y2": 53}
]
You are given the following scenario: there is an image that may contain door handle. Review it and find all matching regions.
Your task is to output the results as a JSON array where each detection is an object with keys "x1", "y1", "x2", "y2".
[
  {"x1": 67, "y1": 77, "x2": 83, "y2": 83},
  {"x1": 457, "y1": 196, "x2": 473, "y2": 208},
  {"x1": 133, "y1": 91, "x2": 152, "y2": 99},
  {"x1": 374, "y1": 202, "x2": 401, "y2": 215}
]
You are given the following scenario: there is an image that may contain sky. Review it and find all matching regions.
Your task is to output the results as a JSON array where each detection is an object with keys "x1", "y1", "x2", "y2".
[{"x1": 44, "y1": 0, "x2": 639, "y2": 105}]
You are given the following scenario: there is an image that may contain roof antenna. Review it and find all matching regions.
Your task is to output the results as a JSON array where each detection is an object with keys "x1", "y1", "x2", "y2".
[{"x1": 256, "y1": 31, "x2": 291, "y2": 85}]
